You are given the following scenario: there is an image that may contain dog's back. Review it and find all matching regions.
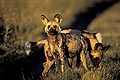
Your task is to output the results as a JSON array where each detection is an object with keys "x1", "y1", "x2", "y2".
[{"x1": 55, "y1": 33, "x2": 86, "y2": 56}]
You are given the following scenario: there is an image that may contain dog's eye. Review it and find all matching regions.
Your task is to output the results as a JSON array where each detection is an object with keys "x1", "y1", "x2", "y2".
[
  {"x1": 48, "y1": 25, "x2": 50, "y2": 29},
  {"x1": 54, "y1": 25, "x2": 57, "y2": 29}
]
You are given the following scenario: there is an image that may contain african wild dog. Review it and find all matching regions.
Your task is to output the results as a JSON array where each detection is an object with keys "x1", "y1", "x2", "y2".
[
  {"x1": 25, "y1": 14, "x2": 110, "y2": 76},
  {"x1": 53, "y1": 28, "x2": 110, "y2": 69},
  {"x1": 82, "y1": 30, "x2": 110, "y2": 68},
  {"x1": 90, "y1": 43, "x2": 110, "y2": 68},
  {"x1": 24, "y1": 31, "x2": 87, "y2": 76},
  {"x1": 41, "y1": 14, "x2": 88, "y2": 73},
  {"x1": 25, "y1": 29, "x2": 110, "y2": 76}
]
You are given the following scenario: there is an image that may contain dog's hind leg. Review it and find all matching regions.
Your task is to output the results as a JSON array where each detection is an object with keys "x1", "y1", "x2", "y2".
[
  {"x1": 67, "y1": 58, "x2": 73, "y2": 68},
  {"x1": 36, "y1": 40, "x2": 48, "y2": 46},
  {"x1": 52, "y1": 52, "x2": 60, "y2": 73},
  {"x1": 79, "y1": 36, "x2": 88, "y2": 70},
  {"x1": 80, "y1": 51, "x2": 88, "y2": 70},
  {"x1": 42, "y1": 59, "x2": 55, "y2": 77}
]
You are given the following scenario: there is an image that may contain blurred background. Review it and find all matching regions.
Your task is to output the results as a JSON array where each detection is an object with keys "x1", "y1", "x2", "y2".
[
  {"x1": 0, "y1": 0, "x2": 119, "y2": 45},
  {"x1": 0, "y1": 0, "x2": 120, "y2": 80}
]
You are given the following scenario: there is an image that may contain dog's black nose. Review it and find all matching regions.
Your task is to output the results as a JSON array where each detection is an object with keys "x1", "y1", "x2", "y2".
[
  {"x1": 48, "y1": 28, "x2": 58, "y2": 35},
  {"x1": 49, "y1": 28, "x2": 54, "y2": 32}
]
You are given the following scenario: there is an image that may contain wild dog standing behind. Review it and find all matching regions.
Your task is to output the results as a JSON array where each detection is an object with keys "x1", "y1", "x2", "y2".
[
  {"x1": 81, "y1": 30, "x2": 110, "y2": 68},
  {"x1": 41, "y1": 14, "x2": 88, "y2": 73},
  {"x1": 61, "y1": 29, "x2": 110, "y2": 68},
  {"x1": 25, "y1": 39, "x2": 55, "y2": 73}
]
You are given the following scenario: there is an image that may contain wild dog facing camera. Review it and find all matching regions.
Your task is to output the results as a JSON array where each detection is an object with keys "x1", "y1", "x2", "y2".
[
  {"x1": 41, "y1": 14, "x2": 89, "y2": 73},
  {"x1": 41, "y1": 14, "x2": 62, "y2": 36}
]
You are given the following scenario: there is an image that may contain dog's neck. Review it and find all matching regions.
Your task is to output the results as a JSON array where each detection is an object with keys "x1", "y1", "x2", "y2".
[{"x1": 47, "y1": 34, "x2": 57, "y2": 45}]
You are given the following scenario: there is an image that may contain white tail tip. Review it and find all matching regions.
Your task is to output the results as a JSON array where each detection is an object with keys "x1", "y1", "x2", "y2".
[{"x1": 95, "y1": 33, "x2": 102, "y2": 43}]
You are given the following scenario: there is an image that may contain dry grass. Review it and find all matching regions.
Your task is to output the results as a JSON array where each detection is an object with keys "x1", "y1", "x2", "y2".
[
  {"x1": 88, "y1": 2, "x2": 120, "y2": 57},
  {"x1": 44, "y1": 2, "x2": 120, "y2": 80},
  {"x1": 0, "y1": 0, "x2": 106, "y2": 43},
  {"x1": 0, "y1": 0, "x2": 120, "y2": 80},
  {"x1": 83, "y1": 2, "x2": 120, "y2": 80}
]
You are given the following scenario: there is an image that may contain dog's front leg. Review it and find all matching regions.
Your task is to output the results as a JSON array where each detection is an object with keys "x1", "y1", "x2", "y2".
[
  {"x1": 42, "y1": 59, "x2": 55, "y2": 77},
  {"x1": 51, "y1": 51, "x2": 59, "y2": 73},
  {"x1": 49, "y1": 44, "x2": 60, "y2": 72},
  {"x1": 55, "y1": 46, "x2": 65, "y2": 73},
  {"x1": 61, "y1": 57, "x2": 64, "y2": 73}
]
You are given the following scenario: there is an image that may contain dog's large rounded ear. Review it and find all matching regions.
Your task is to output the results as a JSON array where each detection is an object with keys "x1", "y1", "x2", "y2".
[
  {"x1": 94, "y1": 43, "x2": 103, "y2": 51},
  {"x1": 103, "y1": 45, "x2": 110, "y2": 52},
  {"x1": 54, "y1": 14, "x2": 62, "y2": 24},
  {"x1": 41, "y1": 15, "x2": 49, "y2": 25}
]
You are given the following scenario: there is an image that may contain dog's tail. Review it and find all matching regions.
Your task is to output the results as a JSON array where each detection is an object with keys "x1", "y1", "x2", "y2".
[
  {"x1": 24, "y1": 41, "x2": 32, "y2": 55},
  {"x1": 95, "y1": 33, "x2": 102, "y2": 43}
]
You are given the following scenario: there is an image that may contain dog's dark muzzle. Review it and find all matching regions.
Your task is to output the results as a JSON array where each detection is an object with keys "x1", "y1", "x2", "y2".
[{"x1": 48, "y1": 28, "x2": 58, "y2": 35}]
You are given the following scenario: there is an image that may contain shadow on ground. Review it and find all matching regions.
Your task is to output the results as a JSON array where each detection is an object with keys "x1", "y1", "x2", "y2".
[
  {"x1": 0, "y1": 46, "x2": 46, "y2": 80},
  {"x1": 67, "y1": 0, "x2": 119, "y2": 30}
]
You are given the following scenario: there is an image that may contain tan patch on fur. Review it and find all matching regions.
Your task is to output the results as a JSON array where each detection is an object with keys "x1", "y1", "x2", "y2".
[
  {"x1": 91, "y1": 50, "x2": 102, "y2": 58},
  {"x1": 89, "y1": 38, "x2": 98, "y2": 50}
]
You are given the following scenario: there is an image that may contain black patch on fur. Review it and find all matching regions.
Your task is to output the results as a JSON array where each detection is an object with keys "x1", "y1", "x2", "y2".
[
  {"x1": 30, "y1": 42, "x2": 37, "y2": 48},
  {"x1": 48, "y1": 28, "x2": 58, "y2": 35},
  {"x1": 94, "y1": 43, "x2": 103, "y2": 51},
  {"x1": 91, "y1": 57, "x2": 100, "y2": 68},
  {"x1": 89, "y1": 53, "x2": 102, "y2": 68},
  {"x1": 48, "y1": 56, "x2": 54, "y2": 61}
]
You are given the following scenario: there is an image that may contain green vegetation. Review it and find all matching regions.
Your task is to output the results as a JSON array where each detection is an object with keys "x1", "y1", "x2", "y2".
[{"x1": 0, "y1": 0, "x2": 120, "y2": 80}]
